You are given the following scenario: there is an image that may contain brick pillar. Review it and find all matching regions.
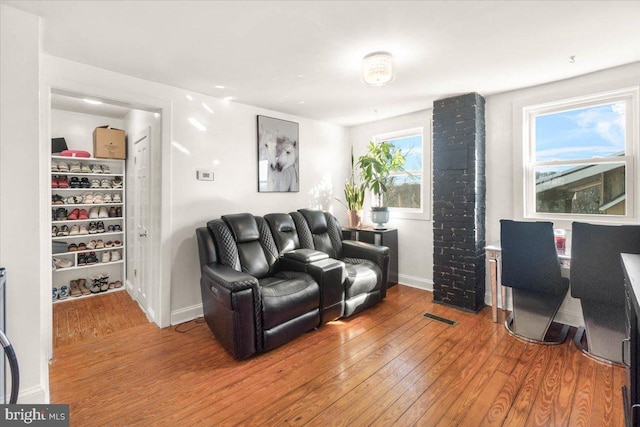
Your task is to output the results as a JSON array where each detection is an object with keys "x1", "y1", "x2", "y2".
[{"x1": 432, "y1": 92, "x2": 486, "y2": 313}]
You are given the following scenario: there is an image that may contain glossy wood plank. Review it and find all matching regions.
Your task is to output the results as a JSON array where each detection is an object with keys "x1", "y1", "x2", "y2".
[{"x1": 49, "y1": 285, "x2": 626, "y2": 427}]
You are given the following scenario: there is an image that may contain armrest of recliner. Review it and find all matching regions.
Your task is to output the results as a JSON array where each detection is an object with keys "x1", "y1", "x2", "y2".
[
  {"x1": 342, "y1": 240, "x2": 390, "y2": 265},
  {"x1": 282, "y1": 249, "x2": 329, "y2": 263},
  {"x1": 200, "y1": 263, "x2": 261, "y2": 359}
]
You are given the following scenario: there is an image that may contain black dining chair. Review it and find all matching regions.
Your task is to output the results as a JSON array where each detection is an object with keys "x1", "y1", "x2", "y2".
[
  {"x1": 570, "y1": 222, "x2": 640, "y2": 365},
  {"x1": 500, "y1": 220, "x2": 570, "y2": 343}
]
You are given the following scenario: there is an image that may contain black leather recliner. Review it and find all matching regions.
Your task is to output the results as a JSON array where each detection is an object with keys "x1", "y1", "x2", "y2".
[
  {"x1": 196, "y1": 213, "x2": 321, "y2": 359},
  {"x1": 292, "y1": 209, "x2": 390, "y2": 317}
]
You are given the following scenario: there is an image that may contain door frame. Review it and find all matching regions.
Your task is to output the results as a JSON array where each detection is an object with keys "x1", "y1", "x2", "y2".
[{"x1": 41, "y1": 79, "x2": 173, "y2": 362}]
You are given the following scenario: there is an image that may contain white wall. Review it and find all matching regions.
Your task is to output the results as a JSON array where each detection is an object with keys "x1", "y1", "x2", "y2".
[
  {"x1": 0, "y1": 5, "x2": 48, "y2": 403},
  {"x1": 349, "y1": 110, "x2": 433, "y2": 290}
]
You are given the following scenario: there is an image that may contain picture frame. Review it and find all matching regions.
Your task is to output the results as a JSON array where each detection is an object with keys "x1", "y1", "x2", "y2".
[{"x1": 257, "y1": 115, "x2": 299, "y2": 192}]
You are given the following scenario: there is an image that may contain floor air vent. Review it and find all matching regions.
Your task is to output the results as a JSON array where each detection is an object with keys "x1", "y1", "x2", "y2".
[{"x1": 423, "y1": 312, "x2": 457, "y2": 326}]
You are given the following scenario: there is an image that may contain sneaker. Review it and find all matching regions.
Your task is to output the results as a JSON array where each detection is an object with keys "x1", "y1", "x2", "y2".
[
  {"x1": 111, "y1": 250, "x2": 122, "y2": 262},
  {"x1": 69, "y1": 162, "x2": 81, "y2": 173},
  {"x1": 101, "y1": 251, "x2": 111, "y2": 263},
  {"x1": 78, "y1": 278, "x2": 91, "y2": 295},
  {"x1": 87, "y1": 240, "x2": 97, "y2": 249},
  {"x1": 80, "y1": 177, "x2": 91, "y2": 188},
  {"x1": 112, "y1": 193, "x2": 122, "y2": 203},
  {"x1": 78, "y1": 253, "x2": 87, "y2": 266},
  {"x1": 67, "y1": 208, "x2": 80, "y2": 220},
  {"x1": 116, "y1": 207, "x2": 122, "y2": 217},
  {"x1": 80, "y1": 163, "x2": 91, "y2": 173},
  {"x1": 52, "y1": 194, "x2": 66, "y2": 205},
  {"x1": 89, "y1": 207, "x2": 99, "y2": 219},
  {"x1": 78, "y1": 209, "x2": 89, "y2": 220},
  {"x1": 96, "y1": 239, "x2": 105, "y2": 249},
  {"x1": 83, "y1": 193, "x2": 94, "y2": 204},
  {"x1": 90, "y1": 179, "x2": 101, "y2": 189},
  {"x1": 69, "y1": 177, "x2": 81, "y2": 188},
  {"x1": 51, "y1": 161, "x2": 59, "y2": 172},
  {"x1": 59, "y1": 285, "x2": 70, "y2": 299},
  {"x1": 108, "y1": 207, "x2": 117, "y2": 217},
  {"x1": 69, "y1": 225, "x2": 80, "y2": 236},
  {"x1": 55, "y1": 207, "x2": 68, "y2": 221},
  {"x1": 69, "y1": 280, "x2": 82, "y2": 297},
  {"x1": 101, "y1": 164, "x2": 111, "y2": 174},
  {"x1": 58, "y1": 176, "x2": 69, "y2": 188},
  {"x1": 93, "y1": 194, "x2": 104, "y2": 204},
  {"x1": 51, "y1": 226, "x2": 58, "y2": 237},
  {"x1": 113, "y1": 224, "x2": 122, "y2": 232},
  {"x1": 79, "y1": 225, "x2": 89, "y2": 235},
  {"x1": 86, "y1": 252, "x2": 98, "y2": 265},
  {"x1": 58, "y1": 162, "x2": 69, "y2": 173},
  {"x1": 107, "y1": 225, "x2": 115, "y2": 233},
  {"x1": 88, "y1": 222, "x2": 98, "y2": 234},
  {"x1": 90, "y1": 164, "x2": 102, "y2": 174},
  {"x1": 113, "y1": 240, "x2": 122, "y2": 247},
  {"x1": 57, "y1": 225, "x2": 70, "y2": 236},
  {"x1": 112, "y1": 177, "x2": 123, "y2": 188},
  {"x1": 103, "y1": 193, "x2": 113, "y2": 203},
  {"x1": 97, "y1": 221, "x2": 105, "y2": 233},
  {"x1": 100, "y1": 179, "x2": 111, "y2": 189},
  {"x1": 53, "y1": 257, "x2": 73, "y2": 269},
  {"x1": 52, "y1": 287, "x2": 59, "y2": 301}
]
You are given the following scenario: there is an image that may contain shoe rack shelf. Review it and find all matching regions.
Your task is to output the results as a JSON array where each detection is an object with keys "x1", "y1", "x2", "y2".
[{"x1": 51, "y1": 156, "x2": 126, "y2": 302}]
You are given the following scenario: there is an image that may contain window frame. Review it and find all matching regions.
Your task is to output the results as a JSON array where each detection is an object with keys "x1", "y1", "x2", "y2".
[
  {"x1": 372, "y1": 124, "x2": 431, "y2": 221},
  {"x1": 522, "y1": 87, "x2": 638, "y2": 223}
]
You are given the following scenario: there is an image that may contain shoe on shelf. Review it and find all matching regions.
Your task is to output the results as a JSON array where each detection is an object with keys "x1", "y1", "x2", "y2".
[
  {"x1": 108, "y1": 207, "x2": 117, "y2": 217},
  {"x1": 112, "y1": 177, "x2": 123, "y2": 188},
  {"x1": 107, "y1": 225, "x2": 115, "y2": 233},
  {"x1": 101, "y1": 251, "x2": 111, "y2": 263},
  {"x1": 88, "y1": 221, "x2": 98, "y2": 234},
  {"x1": 69, "y1": 225, "x2": 80, "y2": 236},
  {"x1": 100, "y1": 275, "x2": 110, "y2": 292},
  {"x1": 78, "y1": 209, "x2": 89, "y2": 220},
  {"x1": 52, "y1": 194, "x2": 66, "y2": 205},
  {"x1": 67, "y1": 208, "x2": 80, "y2": 220},
  {"x1": 78, "y1": 242, "x2": 87, "y2": 251},
  {"x1": 52, "y1": 287, "x2": 59, "y2": 301},
  {"x1": 93, "y1": 193, "x2": 104, "y2": 204},
  {"x1": 57, "y1": 225, "x2": 70, "y2": 236},
  {"x1": 89, "y1": 207, "x2": 99, "y2": 219},
  {"x1": 69, "y1": 162, "x2": 81, "y2": 173},
  {"x1": 67, "y1": 243, "x2": 78, "y2": 252},
  {"x1": 103, "y1": 193, "x2": 113, "y2": 203},
  {"x1": 69, "y1": 177, "x2": 81, "y2": 188},
  {"x1": 80, "y1": 163, "x2": 91, "y2": 173},
  {"x1": 83, "y1": 193, "x2": 94, "y2": 204},
  {"x1": 51, "y1": 176, "x2": 59, "y2": 189},
  {"x1": 111, "y1": 250, "x2": 122, "y2": 262},
  {"x1": 52, "y1": 226, "x2": 59, "y2": 237},
  {"x1": 113, "y1": 240, "x2": 122, "y2": 247},
  {"x1": 90, "y1": 179, "x2": 101, "y2": 189},
  {"x1": 77, "y1": 278, "x2": 91, "y2": 295},
  {"x1": 116, "y1": 207, "x2": 122, "y2": 217},
  {"x1": 58, "y1": 176, "x2": 69, "y2": 188},
  {"x1": 90, "y1": 164, "x2": 102, "y2": 174},
  {"x1": 55, "y1": 207, "x2": 68, "y2": 221},
  {"x1": 96, "y1": 239, "x2": 105, "y2": 249},
  {"x1": 113, "y1": 224, "x2": 122, "y2": 232},
  {"x1": 53, "y1": 257, "x2": 74, "y2": 269},
  {"x1": 80, "y1": 177, "x2": 91, "y2": 188},
  {"x1": 79, "y1": 225, "x2": 89, "y2": 235},
  {"x1": 59, "y1": 285, "x2": 70, "y2": 300},
  {"x1": 58, "y1": 162, "x2": 69, "y2": 173},
  {"x1": 87, "y1": 240, "x2": 97, "y2": 249},
  {"x1": 112, "y1": 193, "x2": 122, "y2": 203},
  {"x1": 97, "y1": 221, "x2": 105, "y2": 233},
  {"x1": 113, "y1": 280, "x2": 122, "y2": 288},
  {"x1": 51, "y1": 161, "x2": 59, "y2": 172},
  {"x1": 86, "y1": 252, "x2": 98, "y2": 265},
  {"x1": 88, "y1": 276, "x2": 102, "y2": 293},
  {"x1": 105, "y1": 240, "x2": 113, "y2": 248},
  {"x1": 101, "y1": 164, "x2": 111, "y2": 174},
  {"x1": 78, "y1": 253, "x2": 87, "y2": 266},
  {"x1": 100, "y1": 179, "x2": 111, "y2": 189},
  {"x1": 69, "y1": 280, "x2": 82, "y2": 297}
]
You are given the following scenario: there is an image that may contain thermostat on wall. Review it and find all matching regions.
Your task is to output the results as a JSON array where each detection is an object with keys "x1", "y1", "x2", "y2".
[{"x1": 196, "y1": 169, "x2": 214, "y2": 181}]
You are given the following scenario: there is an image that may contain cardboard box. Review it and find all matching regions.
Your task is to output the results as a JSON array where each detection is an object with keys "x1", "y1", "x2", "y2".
[{"x1": 93, "y1": 126, "x2": 126, "y2": 159}]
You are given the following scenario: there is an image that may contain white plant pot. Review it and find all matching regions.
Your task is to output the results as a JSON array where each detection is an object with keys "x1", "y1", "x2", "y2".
[{"x1": 371, "y1": 207, "x2": 390, "y2": 230}]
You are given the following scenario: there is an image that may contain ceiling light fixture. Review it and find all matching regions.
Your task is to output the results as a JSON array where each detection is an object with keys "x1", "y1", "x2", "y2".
[{"x1": 362, "y1": 51, "x2": 395, "y2": 86}]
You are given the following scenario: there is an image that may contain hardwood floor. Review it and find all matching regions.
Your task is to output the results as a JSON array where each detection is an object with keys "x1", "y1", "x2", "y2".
[{"x1": 49, "y1": 285, "x2": 626, "y2": 426}]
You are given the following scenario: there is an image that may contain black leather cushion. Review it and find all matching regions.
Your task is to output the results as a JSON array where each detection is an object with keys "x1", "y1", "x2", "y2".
[
  {"x1": 207, "y1": 219, "x2": 241, "y2": 271},
  {"x1": 299, "y1": 209, "x2": 328, "y2": 233},
  {"x1": 265, "y1": 213, "x2": 300, "y2": 254},
  {"x1": 571, "y1": 222, "x2": 640, "y2": 305},
  {"x1": 223, "y1": 213, "x2": 260, "y2": 243},
  {"x1": 500, "y1": 219, "x2": 567, "y2": 295},
  {"x1": 237, "y1": 241, "x2": 270, "y2": 279},
  {"x1": 344, "y1": 259, "x2": 381, "y2": 299},
  {"x1": 259, "y1": 271, "x2": 320, "y2": 330}
]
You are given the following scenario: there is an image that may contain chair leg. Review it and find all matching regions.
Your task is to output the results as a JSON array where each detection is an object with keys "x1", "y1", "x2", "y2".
[
  {"x1": 576, "y1": 301, "x2": 626, "y2": 366},
  {"x1": 504, "y1": 288, "x2": 569, "y2": 344}
]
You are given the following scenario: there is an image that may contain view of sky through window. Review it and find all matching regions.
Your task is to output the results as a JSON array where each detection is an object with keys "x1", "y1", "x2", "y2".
[{"x1": 535, "y1": 101, "x2": 625, "y2": 163}]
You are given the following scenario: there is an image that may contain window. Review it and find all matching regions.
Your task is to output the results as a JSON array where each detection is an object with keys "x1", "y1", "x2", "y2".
[
  {"x1": 373, "y1": 126, "x2": 430, "y2": 220},
  {"x1": 523, "y1": 88, "x2": 638, "y2": 221}
]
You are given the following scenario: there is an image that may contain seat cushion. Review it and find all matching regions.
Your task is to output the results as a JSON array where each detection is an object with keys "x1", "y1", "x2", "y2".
[
  {"x1": 342, "y1": 258, "x2": 381, "y2": 299},
  {"x1": 259, "y1": 272, "x2": 319, "y2": 330}
]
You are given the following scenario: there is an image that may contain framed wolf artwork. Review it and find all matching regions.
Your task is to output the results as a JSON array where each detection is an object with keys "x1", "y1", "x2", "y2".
[{"x1": 257, "y1": 115, "x2": 300, "y2": 192}]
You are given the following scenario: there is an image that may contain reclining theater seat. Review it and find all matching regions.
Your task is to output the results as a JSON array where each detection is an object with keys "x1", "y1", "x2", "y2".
[
  {"x1": 196, "y1": 213, "x2": 320, "y2": 359},
  {"x1": 292, "y1": 209, "x2": 390, "y2": 317},
  {"x1": 264, "y1": 213, "x2": 346, "y2": 324}
]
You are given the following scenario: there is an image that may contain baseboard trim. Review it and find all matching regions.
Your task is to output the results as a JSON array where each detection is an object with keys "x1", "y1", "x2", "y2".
[
  {"x1": 170, "y1": 304, "x2": 203, "y2": 326},
  {"x1": 397, "y1": 274, "x2": 433, "y2": 291},
  {"x1": 17, "y1": 384, "x2": 48, "y2": 404}
]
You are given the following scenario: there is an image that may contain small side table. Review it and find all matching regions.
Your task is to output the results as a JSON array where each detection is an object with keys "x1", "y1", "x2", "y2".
[{"x1": 342, "y1": 226, "x2": 398, "y2": 287}]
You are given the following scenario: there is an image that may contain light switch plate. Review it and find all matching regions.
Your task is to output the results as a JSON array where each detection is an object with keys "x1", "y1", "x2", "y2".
[{"x1": 196, "y1": 169, "x2": 214, "y2": 181}]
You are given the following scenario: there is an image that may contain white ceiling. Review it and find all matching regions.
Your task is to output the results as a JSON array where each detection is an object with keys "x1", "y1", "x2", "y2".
[{"x1": 4, "y1": 0, "x2": 640, "y2": 126}]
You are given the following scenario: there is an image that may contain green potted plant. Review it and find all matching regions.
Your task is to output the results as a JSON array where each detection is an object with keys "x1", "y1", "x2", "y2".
[
  {"x1": 337, "y1": 147, "x2": 365, "y2": 228},
  {"x1": 357, "y1": 141, "x2": 406, "y2": 229}
]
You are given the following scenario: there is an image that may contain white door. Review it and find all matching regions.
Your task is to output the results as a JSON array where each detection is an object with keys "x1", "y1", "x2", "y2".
[{"x1": 133, "y1": 127, "x2": 152, "y2": 317}]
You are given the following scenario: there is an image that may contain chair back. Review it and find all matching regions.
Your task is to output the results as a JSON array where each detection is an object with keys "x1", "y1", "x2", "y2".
[
  {"x1": 293, "y1": 209, "x2": 344, "y2": 258},
  {"x1": 264, "y1": 213, "x2": 300, "y2": 255},
  {"x1": 570, "y1": 222, "x2": 640, "y2": 305},
  {"x1": 500, "y1": 219, "x2": 565, "y2": 295}
]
